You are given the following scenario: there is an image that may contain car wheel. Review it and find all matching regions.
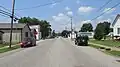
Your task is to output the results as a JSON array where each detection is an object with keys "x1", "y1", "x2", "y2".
[{"x1": 21, "y1": 45, "x2": 24, "y2": 48}]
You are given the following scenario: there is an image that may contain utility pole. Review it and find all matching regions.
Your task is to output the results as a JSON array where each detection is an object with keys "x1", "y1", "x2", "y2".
[
  {"x1": 70, "y1": 17, "x2": 73, "y2": 39},
  {"x1": 9, "y1": 0, "x2": 15, "y2": 48}
]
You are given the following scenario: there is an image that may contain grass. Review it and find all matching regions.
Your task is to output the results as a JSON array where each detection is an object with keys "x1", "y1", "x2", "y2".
[
  {"x1": 0, "y1": 45, "x2": 20, "y2": 53},
  {"x1": 105, "y1": 50, "x2": 120, "y2": 57},
  {"x1": 0, "y1": 42, "x2": 19, "y2": 48},
  {"x1": 89, "y1": 39, "x2": 120, "y2": 47},
  {"x1": 89, "y1": 44, "x2": 120, "y2": 57},
  {"x1": 89, "y1": 44, "x2": 100, "y2": 49}
]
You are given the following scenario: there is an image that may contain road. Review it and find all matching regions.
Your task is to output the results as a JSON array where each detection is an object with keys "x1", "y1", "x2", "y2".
[{"x1": 0, "y1": 38, "x2": 120, "y2": 67}]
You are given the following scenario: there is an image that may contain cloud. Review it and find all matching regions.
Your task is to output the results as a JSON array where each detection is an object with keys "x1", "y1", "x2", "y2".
[
  {"x1": 103, "y1": 8, "x2": 116, "y2": 14},
  {"x1": 76, "y1": 0, "x2": 80, "y2": 4},
  {"x1": 65, "y1": 7, "x2": 71, "y2": 11},
  {"x1": 51, "y1": 12, "x2": 76, "y2": 31},
  {"x1": 98, "y1": 19, "x2": 112, "y2": 23},
  {"x1": 80, "y1": 20, "x2": 92, "y2": 27},
  {"x1": 50, "y1": 3, "x2": 57, "y2": 8},
  {"x1": 67, "y1": 11, "x2": 73, "y2": 16},
  {"x1": 52, "y1": 13, "x2": 70, "y2": 24},
  {"x1": 78, "y1": 6, "x2": 94, "y2": 14}
]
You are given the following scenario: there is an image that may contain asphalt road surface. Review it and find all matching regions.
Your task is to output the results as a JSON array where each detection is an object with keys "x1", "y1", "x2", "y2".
[{"x1": 0, "y1": 38, "x2": 120, "y2": 67}]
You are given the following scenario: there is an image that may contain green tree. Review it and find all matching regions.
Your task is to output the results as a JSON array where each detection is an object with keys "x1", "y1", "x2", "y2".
[
  {"x1": 80, "y1": 23, "x2": 93, "y2": 32},
  {"x1": 94, "y1": 23, "x2": 104, "y2": 40},
  {"x1": 94, "y1": 22, "x2": 111, "y2": 40},
  {"x1": 61, "y1": 30, "x2": 69, "y2": 38},
  {"x1": 52, "y1": 30, "x2": 56, "y2": 38},
  {"x1": 18, "y1": 17, "x2": 52, "y2": 39},
  {"x1": 102, "y1": 22, "x2": 111, "y2": 40}
]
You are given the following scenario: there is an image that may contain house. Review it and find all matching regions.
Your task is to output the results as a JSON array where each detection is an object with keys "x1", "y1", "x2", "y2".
[
  {"x1": 78, "y1": 32, "x2": 94, "y2": 38},
  {"x1": 68, "y1": 31, "x2": 76, "y2": 39},
  {"x1": 29, "y1": 25, "x2": 41, "y2": 40},
  {"x1": 0, "y1": 23, "x2": 32, "y2": 43},
  {"x1": 112, "y1": 14, "x2": 120, "y2": 38}
]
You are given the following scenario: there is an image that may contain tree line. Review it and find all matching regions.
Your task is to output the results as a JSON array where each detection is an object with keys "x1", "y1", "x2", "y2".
[
  {"x1": 18, "y1": 17, "x2": 52, "y2": 39},
  {"x1": 80, "y1": 21, "x2": 112, "y2": 40},
  {"x1": 61, "y1": 21, "x2": 113, "y2": 40}
]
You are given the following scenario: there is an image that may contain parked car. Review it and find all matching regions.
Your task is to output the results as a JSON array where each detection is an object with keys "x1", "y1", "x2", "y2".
[
  {"x1": 75, "y1": 35, "x2": 89, "y2": 46},
  {"x1": 20, "y1": 37, "x2": 36, "y2": 48}
]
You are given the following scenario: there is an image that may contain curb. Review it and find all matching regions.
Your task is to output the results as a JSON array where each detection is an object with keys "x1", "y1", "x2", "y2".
[{"x1": 89, "y1": 42, "x2": 120, "y2": 51}]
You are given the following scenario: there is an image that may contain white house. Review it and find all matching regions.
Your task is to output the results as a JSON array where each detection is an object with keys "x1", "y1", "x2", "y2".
[
  {"x1": 78, "y1": 32, "x2": 94, "y2": 38},
  {"x1": 68, "y1": 31, "x2": 76, "y2": 39},
  {"x1": 29, "y1": 25, "x2": 41, "y2": 40},
  {"x1": 112, "y1": 14, "x2": 120, "y2": 37}
]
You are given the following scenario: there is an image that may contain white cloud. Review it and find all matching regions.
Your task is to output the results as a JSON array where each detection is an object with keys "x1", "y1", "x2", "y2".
[
  {"x1": 78, "y1": 6, "x2": 94, "y2": 13},
  {"x1": 65, "y1": 7, "x2": 71, "y2": 11},
  {"x1": 52, "y1": 13, "x2": 70, "y2": 24},
  {"x1": 80, "y1": 20, "x2": 92, "y2": 27},
  {"x1": 67, "y1": 11, "x2": 73, "y2": 16},
  {"x1": 103, "y1": 8, "x2": 116, "y2": 14},
  {"x1": 51, "y1": 12, "x2": 75, "y2": 31},
  {"x1": 50, "y1": 3, "x2": 57, "y2": 8},
  {"x1": 76, "y1": 0, "x2": 80, "y2": 4},
  {"x1": 98, "y1": 19, "x2": 112, "y2": 23}
]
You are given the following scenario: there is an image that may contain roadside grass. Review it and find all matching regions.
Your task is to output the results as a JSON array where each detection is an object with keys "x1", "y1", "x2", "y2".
[
  {"x1": 89, "y1": 39, "x2": 120, "y2": 47},
  {"x1": 0, "y1": 45, "x2": 20, "y2": 53},
  {"x1": 104, "y1": 50, "x2": 120, "y2": 57},
  {"x1": 89, "y1": 44, "x2": 120, "y2": 57},
  {"x1": 0, "y1": 42, "x2": 19, "y2": 48}
]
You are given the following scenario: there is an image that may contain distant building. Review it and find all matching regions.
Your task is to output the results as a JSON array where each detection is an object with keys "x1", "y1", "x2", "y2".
[
  {"x1": 68, "y1": 31, "x2": 77, "y2": 39},
  {"x1": 112, "y1": 14, "x2": 120, "y2": 38},
  {"x1": 0, "y1": 23, "x2": 31, "y2": 43},
  {"x1": 78, "y1": 32, "x2": 94, "y2": 38},
  {"x1": 29, "y1": 25, "x2": 41, "y2": 40}
]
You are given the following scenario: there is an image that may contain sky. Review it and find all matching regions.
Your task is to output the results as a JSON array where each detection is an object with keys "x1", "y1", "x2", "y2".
[{"x1": 0, "y1": 0, "x2": 120, "y2": 32}]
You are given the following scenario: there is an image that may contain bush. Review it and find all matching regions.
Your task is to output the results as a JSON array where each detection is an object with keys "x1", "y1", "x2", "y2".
[
  {"x1": 100, "y1": 46, "x2": 105, "y2": 49},
  {"x1": 94, "y1": 34, "x2": 103, "y2": 40},
  {"x1": 105, "y1": 48, "x2": 111, "y2": 51}
]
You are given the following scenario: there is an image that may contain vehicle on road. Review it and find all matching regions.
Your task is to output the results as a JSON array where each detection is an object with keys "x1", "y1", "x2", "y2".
[
  {"x1": 75, "y1": 35, "x2": 89, "y2": 46},
  {"x1": 20, "y1": 37, "x2": 36, "y2": 48}
]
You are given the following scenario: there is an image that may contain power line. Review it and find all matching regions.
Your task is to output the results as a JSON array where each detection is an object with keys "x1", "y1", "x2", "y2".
[
  {"x1": 0, "y1": 9, "x2": 11, "y2": 17},
  {"x1": 0, "y1": 5, "x2": 21, "y2": 18},
  {"x1": 15, "y1": 0, "x2": 63, "y2": 10},
  {"x1": 0, "y1": 9, "x2": 19, "y2": 21},
  {"x1": 97, "y1": 0, "x2": 113, "y2": 11},
  {"x1": 91, "y1": 2, "x2": 120, "y2": 21}
]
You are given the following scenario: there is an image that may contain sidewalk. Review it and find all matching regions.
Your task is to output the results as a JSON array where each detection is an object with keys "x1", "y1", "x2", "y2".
[{"x1": 89, "y1": 42, "x2": 120, "y2": 51}]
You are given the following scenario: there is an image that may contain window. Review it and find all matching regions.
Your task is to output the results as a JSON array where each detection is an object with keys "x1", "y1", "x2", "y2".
[
  {"x1": 25, "y1": 32, "x2": 28, "y2": 37},
  {"x1": 117, "y1": 28, "x2": 120, "y2": 34}
]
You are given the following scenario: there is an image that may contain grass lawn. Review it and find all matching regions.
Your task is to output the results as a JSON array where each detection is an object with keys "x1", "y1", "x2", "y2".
[
  {"x1": 0, "y1": 45, "x2": 20, "y2": 53},
  {"x1": 0, "y1": 44, "x2": 7, "y2": 48},
  {"x1": 0, "y1": 42, "x2": 19, "y2": 48},
  {"x1": 89, "y1": 39, "x2": 120, "y2": 47},
  {"x1": 105, "y1": 50, "x2": 120, "y2": 57},
  {"x1": 89, "y1": 44, "x2": 120, "y2": 57}
]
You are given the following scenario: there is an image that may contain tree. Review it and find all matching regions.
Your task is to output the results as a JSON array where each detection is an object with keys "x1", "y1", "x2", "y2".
[
  {"x1": 18, "y1": 17, "x2": 52, "y2": 39},
  {"x1": 102, "y1": 22, "x2": 111, "y2": 39},
  {"x1": 52, "y1": 30, "x2": 56, "y2": 37},
  {"x1": 94, "y1": 23, "x2": 104, "y2": 40},
  {"x1": 94, "y1": 21, "x2": 111, "y2": 40},
  {"x1": 80, "y1": 23, "x2": 93, "y2": 32},
  {"x1": 61, "y1": 30, "x2": 69, "y2": 38}
]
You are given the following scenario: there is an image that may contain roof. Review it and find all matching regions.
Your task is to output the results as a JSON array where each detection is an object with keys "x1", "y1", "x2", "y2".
[
  {"x1": 112, "y1": 14, "x2": 120, "y2": 26},
  {"x1": 0, "y1": 31, "x2": 4, "y2": 33},
  {"x1": 0, "y1": 23, "x2": 26, "y2": 29}
]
